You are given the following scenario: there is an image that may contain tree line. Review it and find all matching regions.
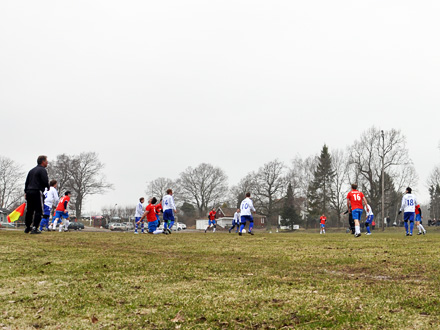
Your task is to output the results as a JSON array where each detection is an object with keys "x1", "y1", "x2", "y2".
[{"x1": 1, "y1": 127, "x2": 440, "y2": 227}]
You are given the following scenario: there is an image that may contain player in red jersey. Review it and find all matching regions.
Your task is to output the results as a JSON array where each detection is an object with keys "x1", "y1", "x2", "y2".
[
  {"x1": 205, "y1": 208, "x2": 217, "y2": 233},
  {"x1": 53, "y1": 191, "x2": 71, "y2": 232},
  {"x1": 155, "y1": 199, "x2": 163, "y2": 231},
  {"x1": 347, "y1": 184, "x2": 369, "y2": 238},
  {"x1": 415, "y1": 204, "x2": 426, "y2": 235},
  {"x1": 320, "y1": 214, "x2": 327, "y2": 234}
]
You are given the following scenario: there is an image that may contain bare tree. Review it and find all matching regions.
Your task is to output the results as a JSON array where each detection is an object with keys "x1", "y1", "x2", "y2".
[
  {"x1": 252, "y1": 159, "x2": 288, "y2": 227},
  {"x1": 48, "y1": 152, "x2": 113, "y2": 219},
  {"x1": 329, "y1": 149, "x2": 350, "y2": 227},
  {"x1": 348, "y1": 127, "x2": 414, "y2": 223},
  {"x1": 0, "y1": 156, "x2": 24, "y2": 209},
  {"x1": 229, "y1": 173, "x2": 256, "y2": 208},
  {"x1": 177, "y1": 163, "x2": 228, "y2": 217},
  {"x1": 47, "y1": 154, "x2": 71, "y2": 194},
  {"x1": 146, "y1": 177, "x2": 177, "y2": 201}
]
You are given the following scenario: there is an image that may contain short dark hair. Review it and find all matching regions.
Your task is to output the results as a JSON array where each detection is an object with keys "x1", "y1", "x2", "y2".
[
  {"x1": 406, "y1": 187, "x2": 412, "y2": 193},
  {"x1": 37, "y1": 155, "x2": 47, "y2": 165},
  {"x1": 151, "y1": 197, "x2": 157, "y2": 204},
  {"x1": 166, "y1": 189, "x2": 173, "y2": 194},
  {"x1": 49, "y1": 180, "x2": 57, "y2": 187},
  {"x1": 140, "y1": 197, "x2": 144, "y2": 202},
  {"x1": 351, "y1": 184, "x2": 358, "y2": 190},
  {"x1": 246, "y1": 192, "x2": 251, "y2": 197},
  {"x1": 65, "y1": 191, "x2": 71, "y2": 196}
]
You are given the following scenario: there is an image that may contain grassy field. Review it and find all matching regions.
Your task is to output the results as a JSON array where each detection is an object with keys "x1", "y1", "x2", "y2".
[{"x1": 1, "y1": 228, "x2": 440, "y2": 329}]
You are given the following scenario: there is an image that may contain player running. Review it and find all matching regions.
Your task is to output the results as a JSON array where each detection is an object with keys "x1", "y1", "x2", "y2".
[
  {"x1": 53, "y1": 191, "x2": 71, "y2": 232},
  {"x1": 162, "y1": 189, "x2": 177, "y2": 234},
  {"x1": 415, "y1": 203, "x2": 426, "y2": 235},
  {"x1": 364, "y1": 204, "x2": 374, "y2": 235},
  {"x1": 239, "y1": 192, "x2": 256, "y2": 236},
  {"x1": 140, "y1": 197, "x2": 163, "y2": 234},
  {"x1": 40, "y1": 180, "x2": 59, "y2": 231},
  {"x1": 347, "y1": 184, "x2": 369, "y2": 238},
  {"x1": 399, "y1": 187, "x2": 418, "y2": 236},
  {"x1": 229, "y1": 209, "x2": 240, "y2": 233},
  {"x1": 134, "y1": 197, "x2": 145, "y2": 234},
  {"x1": 319, "y1": 214, "x2": 326, "y2": 234},
  {"x1": 205, "y1": 207, "x2": 217, "y2": 233},
  {"x1": 155, "y1": 198, "x2": 163, "y2": 228}
]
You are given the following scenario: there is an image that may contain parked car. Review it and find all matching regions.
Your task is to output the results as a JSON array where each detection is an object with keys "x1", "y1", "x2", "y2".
[
  {"x1": 125, "y1": 222, "x2": 134, "y2": 231},
  {"x1": 68, "y1": 222, "x2": 85, "y2": 231},
  {"x1": 110, "y1": 223, "x2": 128, "y2": 231},
  {"x1": 158, "y1": 222, "x2": 186, "y2": 231},
  {"x1": 0, "y1": 222, "x2": 17, "y2": 229}
]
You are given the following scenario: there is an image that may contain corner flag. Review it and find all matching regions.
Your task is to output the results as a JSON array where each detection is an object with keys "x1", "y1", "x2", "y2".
[{"x1": 7, "y1": 203, "x2": 26, "y2": 223}]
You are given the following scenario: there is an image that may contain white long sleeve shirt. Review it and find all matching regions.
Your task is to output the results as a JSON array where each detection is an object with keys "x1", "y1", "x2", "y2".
[
  {"x1": 365, "y1": 204, "x2": 373, "y2": 217},
  {"x1": 44, "y1": 187, "x2": 59, "y2": 208},
  {"x1": 135, "y1": 202, "x2": 144, "y2": 217},
  {"x1": 162, "y1": 194, "x2": 176, "y2": 211},
  {"x1": 240, "y1": 197, "x2": 256, "y2": 216},
  {"x1": 233, "y1": 211, "x2": 240, "y2": 222},
  {"x1": 400, "y1": 193, "x2": 417, "y2": 213}
]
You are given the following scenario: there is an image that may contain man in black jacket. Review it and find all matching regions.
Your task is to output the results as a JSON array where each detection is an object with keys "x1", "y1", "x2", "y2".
[{"x1": 24, "y1": 155, "x2": 50, "y2": 234}]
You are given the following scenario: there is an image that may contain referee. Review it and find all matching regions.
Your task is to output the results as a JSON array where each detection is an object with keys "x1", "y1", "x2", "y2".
[{"x1": 24, "y1": 155, "x2": 49, "y2": 234}]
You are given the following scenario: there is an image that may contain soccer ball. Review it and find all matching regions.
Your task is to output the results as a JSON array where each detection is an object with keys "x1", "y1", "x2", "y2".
[{"x1": 242, "y1": 229, "x2": 246, "y2": 234}]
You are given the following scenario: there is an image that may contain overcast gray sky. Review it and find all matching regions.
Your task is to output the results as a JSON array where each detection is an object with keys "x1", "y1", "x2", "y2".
[{"x1": 1, "y1": 0, "x2": 439, "y2": 214}]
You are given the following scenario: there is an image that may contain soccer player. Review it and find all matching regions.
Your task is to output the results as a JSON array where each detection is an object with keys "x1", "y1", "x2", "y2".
[
  {"x1": 399, "y1": 187, "x2": 417, "y2": 236},
  {"x1": 54, "y1": 191, "x2": 71, "y2": 232},
  {"x1": 239, "y1": 192, "x2": 256, "y2": 236},
  {"x1": 40, "y1": 180, "x2": 59, "y2": 231},
  {"x1": 364, "y1": 204, "x2": 374, "y2": 235},
  {"x1": 205, "y1": 208, "x2": 217, "y2": 233},
  {"x1": 155, "y1": 198, "x2": 163, "y2": 228},
  {"x1": 162, "y1": 189, "x2": 177, "y2": 234},
  {"x1": 140, "y1": 197, "x2": 163, "y2": 234},
  {"x1": 415, "y1": 203, "x2": 426, "y2": 235},
  {"x1": 134, "y1": 197, "x2": 145, "y2": 234},
  {"x1": 229, "y1": 209, "x2": 240, "y2": 233},
  {"x1": 319, "y1": 214, "x2": 326, "y2": 234},
  {"x1": 347, "y1": 184, "x2": 369, "y2": 238}
]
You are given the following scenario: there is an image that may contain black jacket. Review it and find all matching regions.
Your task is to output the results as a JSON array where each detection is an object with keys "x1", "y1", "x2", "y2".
[{"x1": 24, "y1": 165, "x2": 49, "y2": 193}]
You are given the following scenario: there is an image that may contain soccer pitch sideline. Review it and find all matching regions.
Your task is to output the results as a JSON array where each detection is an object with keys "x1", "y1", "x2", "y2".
[{"x1": 1, "y1": 230, "x2": 439, "y2": 329}]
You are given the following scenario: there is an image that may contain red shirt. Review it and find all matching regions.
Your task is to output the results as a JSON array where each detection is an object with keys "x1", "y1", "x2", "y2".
[
  {"x1": 347, "y1": 190, "x2": 365, "y2": 210},
  {"x1": 155, "y1": 204, "x2": 162, "y2": 215},
  {"x1": 56, "y1": 196, "x2": 70, "y2": 212},
  {"x1": 209, "y1": 210, "x2": 216, "y2": 220},
  {"x1": 415, "y1": 205, "x2": 421, "y2": 215},
  {"x1": 320, "y1": 216, "x2": 326, "y2": 225},
  {"x1": 146, "y1": 204, "x2": 157, "y2": 222}
]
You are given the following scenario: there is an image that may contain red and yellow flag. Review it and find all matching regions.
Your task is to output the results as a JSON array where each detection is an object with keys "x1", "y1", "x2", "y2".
[{"x1": 7, "y1": 203, "x2": 26, "y2": 223}]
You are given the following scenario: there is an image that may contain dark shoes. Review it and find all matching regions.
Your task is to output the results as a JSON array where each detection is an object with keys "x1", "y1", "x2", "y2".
[
  {"x1": 30, "y1": 229, "x2": 42, "y2": 234},
  {"x1": 248, "y1": 231, "x2": 254, "y2": 235},
  {"x1": 24, "y1": 227, "x2": 31, "y2": 233}
]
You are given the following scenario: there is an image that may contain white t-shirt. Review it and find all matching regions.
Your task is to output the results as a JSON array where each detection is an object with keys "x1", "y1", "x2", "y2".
[
  {"x1": 400, "y1": 193, "x2": 417, "y2": 213},
  {"x1": 365, "y1": 204, "x2": 373, "y2": 217},
  {"x1": 162, "y1": 194, "x2": 176, "y2": 211},
  {"x1": 240, "y1": 197, "x2": 256, "y2": 216},
  {"x1": 233, "y1": 211, "x2": 240, "y2": 222},
  {"x1": 135, "y1": 202, "x2": 144, "y2": 217},
  {"x1": 44, "y1": 186, "x2": 59, "y2": 208}
]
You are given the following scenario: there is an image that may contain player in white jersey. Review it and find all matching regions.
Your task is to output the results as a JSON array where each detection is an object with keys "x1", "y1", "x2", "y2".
[
  {"x1": 229, "y1": 209, "x2": 241, "y2": 233},
  {"x1": 364, "y1": 204, "x2": 374, "y2": 235},
  {"x1": 398, "y1": 187, "x2": 417, "y2": 236},
  {"x1": 239, "y1": 192, "x2": 256, "y2": 236},
  {"x1": 42, "y1": 180, "x2": 59, "y2": 231},
  {"x1": 162, "y1": 189, "x2": 177, "y2": 234},
  {"x1": 134, "y1": 197, "x2": 145, "y2": 234}
]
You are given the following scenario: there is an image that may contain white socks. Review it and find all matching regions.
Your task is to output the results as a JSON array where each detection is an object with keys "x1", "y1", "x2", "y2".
[
  {"x1": 418, "y1": 224, "x2": 426, "y2": 233},
  {"x1": 355, "y1": 225, "x2": 360, "y2": 235}
]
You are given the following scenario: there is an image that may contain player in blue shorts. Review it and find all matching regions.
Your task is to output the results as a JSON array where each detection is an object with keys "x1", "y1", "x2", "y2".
[
  {"x1": 239, "y1": 192, "x2": 256, "y2": 236},
  {"x1": 162, "y1": 189, "x2": 177, "y2": 234},
  {"x1": 364, "y1": 204, "x2": 374, "y2": 235},
  {"x1": 229, "y1": 209, "x2": 240, "y2": 233},
  {"x1": 134, "y1": 197, "x2": 145, "y2": 234},
  {"x1": 398, "y1": 187, "x2": 417, "y2": 236},
  {"x1": 205, "y1": 208, "x2": 217, "y2": 233},
  {"x1": 40, "y1": 180, "x2": 59, "y2": 231}
]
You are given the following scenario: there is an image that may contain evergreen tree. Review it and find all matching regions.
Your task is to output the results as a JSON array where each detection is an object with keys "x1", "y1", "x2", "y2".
[
  {"x1": 308, "y1": 145, "x2": 335, "y2": 218},
  {"x1": 280, "y1": 183, "x2": 301, "y2": 229}
]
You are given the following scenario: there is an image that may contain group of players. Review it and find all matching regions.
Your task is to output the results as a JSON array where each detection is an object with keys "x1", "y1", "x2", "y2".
[
  {"x1": 38, "y1": 179, "x2": 72, "y2": 232},
  {"x1": 133, "y1": 189, "x2": 177, "y2": 234},
  {"x1": 37, "y1": 180, "x2": 426, "y2": 238}
]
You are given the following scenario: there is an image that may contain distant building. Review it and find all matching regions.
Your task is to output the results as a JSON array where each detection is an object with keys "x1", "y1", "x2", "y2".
[{"x1": 0, "y1": 208, "x2": 11, "y2": 223}]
